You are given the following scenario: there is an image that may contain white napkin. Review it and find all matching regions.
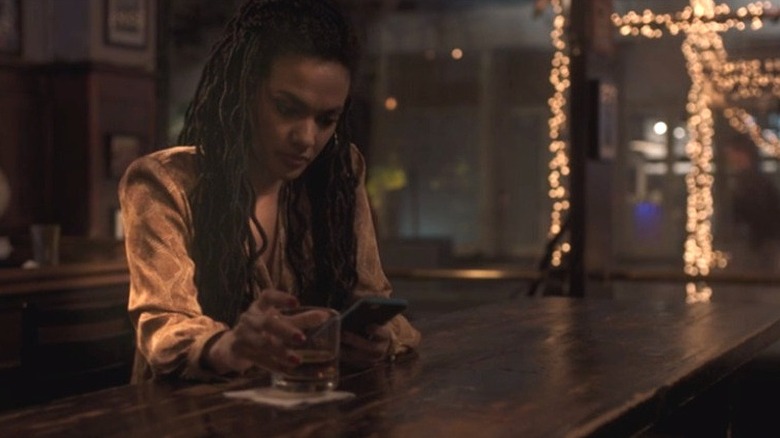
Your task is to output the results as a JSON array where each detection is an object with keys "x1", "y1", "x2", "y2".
[{"x1": 224, "y1": 387, "x2": 355, "y2": 410}]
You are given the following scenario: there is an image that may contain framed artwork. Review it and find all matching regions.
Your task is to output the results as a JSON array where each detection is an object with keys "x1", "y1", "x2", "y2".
[
  {"x1": 106, "y1": 134, "x2": 141, "y2": 179},
  {"x1": 0, "y1": 0, "x2": 21, "y2": 55},
  {"x1": 104, "y1": 0, "x2": 148, "y2": 49}
]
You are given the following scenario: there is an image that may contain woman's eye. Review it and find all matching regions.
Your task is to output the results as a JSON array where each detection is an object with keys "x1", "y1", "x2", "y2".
[
  {"x1": 275, "y1": 101, "x2": 298, "y2": 117},
  {"x1": 317, "y1": 117, "x2": 338, "y2": 128}
]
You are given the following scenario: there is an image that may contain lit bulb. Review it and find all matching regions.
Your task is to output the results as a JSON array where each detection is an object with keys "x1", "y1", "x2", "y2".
[
  {"x1": 653, "y1": 121, "x2": 668, "y2": 135},
  {"x1": 384, "y1": 97, "x2": 398, "y2": 111}
]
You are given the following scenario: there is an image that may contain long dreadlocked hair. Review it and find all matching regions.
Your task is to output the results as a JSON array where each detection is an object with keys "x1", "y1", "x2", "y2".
[{"x1": 178, "y1": 0, "x2": 360, "y2": 325}]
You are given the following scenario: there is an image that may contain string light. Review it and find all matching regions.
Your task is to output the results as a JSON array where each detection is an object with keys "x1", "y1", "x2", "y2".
[
  {"x1": 611, "y1": 0, "x2": 778, "y2": 300},
  {"x1": 725, "y1": 107, "x2": 780, "y2": 156},
  {"x1": 686, "y1": 281, "x2": 713, "y2": 303},
  {"x1": 546, "y1": 0, "x2": 571, "y2": 268}
]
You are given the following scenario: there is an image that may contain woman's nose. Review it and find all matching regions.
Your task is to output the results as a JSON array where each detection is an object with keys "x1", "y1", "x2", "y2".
[{"x1": 291, "y1": 119, "x2": 317, "y2": 150}]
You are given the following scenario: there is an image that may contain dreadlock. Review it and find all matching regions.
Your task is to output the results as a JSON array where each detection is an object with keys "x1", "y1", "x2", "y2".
[{"x1": 178, "y1": 0, "x2": 360, "y2": 325}]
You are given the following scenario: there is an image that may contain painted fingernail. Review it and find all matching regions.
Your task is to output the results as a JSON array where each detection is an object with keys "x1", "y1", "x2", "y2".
[
  {"x1": 288, "y1": 354, "x2": 301, "y2": 365},
  {"x1": 293, "y1": 333, "x2": 306, "y2": 344}
]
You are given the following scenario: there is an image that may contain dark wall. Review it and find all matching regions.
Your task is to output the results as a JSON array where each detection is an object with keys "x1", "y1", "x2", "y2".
[
  {"x1": 0, "y1": 64, "x2": 156, "y2": 239},
  {"x1": 0, "y1": 66, "x2": 48, "y2": 234}
]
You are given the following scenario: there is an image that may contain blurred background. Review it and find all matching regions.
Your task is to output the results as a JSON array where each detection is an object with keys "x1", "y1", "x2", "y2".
[{"x1": 2, "y1": 0, "x2": 779, "y2": 279}]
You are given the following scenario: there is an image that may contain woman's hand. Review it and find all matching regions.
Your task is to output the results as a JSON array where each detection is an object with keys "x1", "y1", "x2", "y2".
[
  {"x1": 206, "y1": 289, "x2": 328, "y2": 374},
  {"x1": 340, "y1": 323, "x2": 392, "y2": 369}
]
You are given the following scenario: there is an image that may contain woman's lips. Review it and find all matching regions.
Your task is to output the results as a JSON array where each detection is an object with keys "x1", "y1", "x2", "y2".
[{"x1": 277, "y1": 152, "x2": 310, "y2": 168}]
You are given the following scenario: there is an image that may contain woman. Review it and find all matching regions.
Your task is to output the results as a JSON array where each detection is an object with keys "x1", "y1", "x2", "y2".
[{"x1": 120, "y1": 0, "x2": 420, "y2": 382}]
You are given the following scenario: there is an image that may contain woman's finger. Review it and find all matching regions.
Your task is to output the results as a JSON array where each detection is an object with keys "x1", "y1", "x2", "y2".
[
  {"x1": 364, "y1": 324, "x2": 391, "y2": 342},
  {"x1": 341, "y1": 330, "x2": 387, "y2": 362},
  {"x1": 239, "y1": 310, "x2": 306, "y2": 344},
  {"x1": 230, "y1": 308, "x2": 307, "y2": 370},
  {"x1": 287, "y1": 308, "x2": 333, "y2": 331},
  {"x1": 254, "y1": 289, "x2": 299, "y2": 311},
  {"x1": 232, "y1": 327, "x2": 301, "y2": 369}
]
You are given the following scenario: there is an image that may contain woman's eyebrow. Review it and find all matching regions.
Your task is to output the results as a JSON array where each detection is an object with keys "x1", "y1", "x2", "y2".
[{"x1": 273, "y1": 90, "x2": 343, "y2": 115}]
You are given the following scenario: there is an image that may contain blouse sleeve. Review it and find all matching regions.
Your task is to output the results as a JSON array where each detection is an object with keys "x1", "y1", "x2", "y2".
[
  {"x1": 119, "y1": 155, "x2": 228, "y2": 381},
  {"x1": 350, "y1": 146, "x2": 422, "y2": 355}
]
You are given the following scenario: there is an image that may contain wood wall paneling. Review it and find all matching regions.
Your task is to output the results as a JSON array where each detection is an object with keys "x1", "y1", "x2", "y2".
[
  {"x1": 46, "y1": 65, "x2": 155, "y2": 238},
  {"x1": 0, "y1": 68, "x2": 47, "y2": 233},
  {"x1": 91, "y1": 70, "x2": 155, "y2": 238},
  {"x1": 0, "y1": 279, "x2": 133, "y2": 411},
  {"x1": 0, "y1": 302, "x2": 23, "y2": 370},
  {"x1": 0, "y1": 64, "x2": 156, "y2": 240},
  {"x1": 49, "y1": 70, "x2": 91, "y2": 236}
]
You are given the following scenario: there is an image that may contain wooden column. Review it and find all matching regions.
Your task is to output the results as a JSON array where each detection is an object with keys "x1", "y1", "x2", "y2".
[
  {"x1": 477, "y1": 50, "x2": 497, "y2": 256},
  {"x1": 567, "y1": 0, "x2": 592, "y2": 297}
]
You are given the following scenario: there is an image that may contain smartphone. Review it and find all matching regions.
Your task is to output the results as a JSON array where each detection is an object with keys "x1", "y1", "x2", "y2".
[{"x1": 340, "y1": 297, "x2": 408, "y2": 335}]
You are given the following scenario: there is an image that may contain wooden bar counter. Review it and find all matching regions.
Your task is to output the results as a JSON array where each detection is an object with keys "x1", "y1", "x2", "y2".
[
  {"x1": 2, "y1": 295, "x2": 780, "y2": 437},
  {"x1": 0, "y1": 237, "x2": 129, "y2": 296},
  {"x1": 0, "y1": 243, "x2": 133, "y2": 410},
  {"x1": 0, "y1": 260, "x2": 129, "y2": 296}
]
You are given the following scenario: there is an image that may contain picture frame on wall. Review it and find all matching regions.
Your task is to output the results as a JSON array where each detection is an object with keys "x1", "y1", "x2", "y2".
[
  {"x1": 104, "y1": 0, "x2": 148, "y2": 49},
  {"x1": 0, "y1": 0, "x2": 21, "y2": 55},
  {"x1": 106, "y1": 134, "x2": 141, "y2": 180}
]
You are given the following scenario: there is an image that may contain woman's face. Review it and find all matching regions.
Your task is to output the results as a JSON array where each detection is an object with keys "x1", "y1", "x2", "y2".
[{"x1": 252, "y1": 55, "x2": 351, "y2": 184}]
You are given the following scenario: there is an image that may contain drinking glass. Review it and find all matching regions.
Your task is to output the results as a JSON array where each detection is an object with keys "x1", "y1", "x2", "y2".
[
  {"x1": 30, "y1": 224, "x2": 60, "y2": 266},
  {"x1": 271, "y1": 306, "x2": 340, "y2": 393}
]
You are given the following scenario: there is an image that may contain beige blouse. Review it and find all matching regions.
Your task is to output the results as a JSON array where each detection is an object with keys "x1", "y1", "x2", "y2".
[{"x1": 119, "y1": 145, "x2": 421, "y2": 382}]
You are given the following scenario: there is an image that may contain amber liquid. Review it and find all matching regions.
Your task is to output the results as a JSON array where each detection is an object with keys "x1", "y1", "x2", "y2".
[{"x1": 273, "y1": 349, "x2": 338, "y2": 392}]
